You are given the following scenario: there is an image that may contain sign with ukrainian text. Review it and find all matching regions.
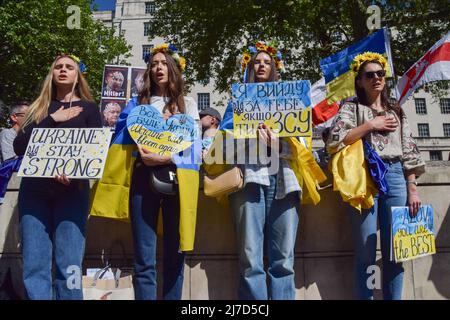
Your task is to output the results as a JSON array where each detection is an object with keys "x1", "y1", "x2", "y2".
[
  {"x1": 391, "y1": 205, "x2": 436, "y2": 263},
  {"x1": 232, "y1": 80, "x2": 312, "y2": 139},
  {"x1": 18, "y1": 128, "x2": 113, "y2": 179},
  {"x1": 126, "y1": 104, "x2": 198, "y2": 156}
]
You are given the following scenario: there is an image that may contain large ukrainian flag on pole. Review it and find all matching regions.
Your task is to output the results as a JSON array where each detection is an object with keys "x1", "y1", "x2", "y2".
[
  {"x1": 320, "y1": 28, "x2": 395, "y2": 104},
  {"x1": 90, "y1": 97, "x2": 201, "y2": 252}
]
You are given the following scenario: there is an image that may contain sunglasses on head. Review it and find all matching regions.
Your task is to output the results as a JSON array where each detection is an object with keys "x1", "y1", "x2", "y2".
[{"x1": 364, "y1": 70, "x2": 386, "y2": 79}]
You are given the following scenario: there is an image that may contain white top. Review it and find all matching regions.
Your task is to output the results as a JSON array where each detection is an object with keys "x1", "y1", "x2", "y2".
[{"x1": 149, "y1": 96, "x2": 200, "y2": 120}]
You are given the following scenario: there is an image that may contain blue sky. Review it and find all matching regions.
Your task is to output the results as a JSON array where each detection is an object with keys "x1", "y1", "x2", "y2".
[{"x1": 91, "y1": 0, "x2": 116, "y2": 11}]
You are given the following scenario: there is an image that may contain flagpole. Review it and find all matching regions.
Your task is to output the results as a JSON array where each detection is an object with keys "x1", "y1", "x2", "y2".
[{"x1": 383, "y1": 26, "x2": 400, "y2": 100}]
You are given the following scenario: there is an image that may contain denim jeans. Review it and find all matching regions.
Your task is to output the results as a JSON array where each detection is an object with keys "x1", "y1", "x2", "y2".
[
  {"x1": 348, "y1": 160, "x2": 407, "y2": 300},
  {"x1": 130, "y1": 162, "x2": 185, "y2": 300},
  {"x1": 229, "y1": 175, "x2": 300, "y2": 300},
  {"x1": 18, "y1": 178, "x2": 90, "y2": 300}
]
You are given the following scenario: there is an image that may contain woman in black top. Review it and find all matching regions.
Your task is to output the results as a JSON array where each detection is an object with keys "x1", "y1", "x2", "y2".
[{"x1": 13, "y1": 55, "x2": 102, "y2": 300}]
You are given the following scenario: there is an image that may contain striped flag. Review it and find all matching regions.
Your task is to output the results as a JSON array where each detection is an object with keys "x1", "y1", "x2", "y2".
[
  {"x1": 396, "y1": 31, "x2": 450, "y2": 106},
  {"x1": 320, "y1": 28, "x2": 394, "y2": 104},
  {"x1": 310, "y1": 78, "x2": 340, "y2": 129}
]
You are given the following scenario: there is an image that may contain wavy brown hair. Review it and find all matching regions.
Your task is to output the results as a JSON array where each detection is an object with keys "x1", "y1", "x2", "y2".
[
  {"x1": 139, "y1": 52, "x2": 186, "y2": 114},
  {"x1": 244, "y1": 51, "x2": 279, "y2": 83},
  {"x1": 355, "y1": 60, "x2": 403, "y2": 118},
  {"x1": 21, "y1": 55, "x2": 94, "y2": 130}
]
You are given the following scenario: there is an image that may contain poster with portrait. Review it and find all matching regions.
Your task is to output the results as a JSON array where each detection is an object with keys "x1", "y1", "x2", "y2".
[
  {"x1": 100, "y1": 99, "x2": 126, "y2": 129},
  {"x1": 130, "y1": 68, "x2": 146, "y2": 99},
  {"x1": 102, "y1": 65, "x2": 129, "y2": 99}
]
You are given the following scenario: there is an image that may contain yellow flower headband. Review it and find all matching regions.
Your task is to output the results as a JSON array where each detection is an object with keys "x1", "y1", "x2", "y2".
[
  {"x1": 241, "y1": 41, "x2": 285, "y2": 73},
  {"x1": 144, "y1": 43, "x2": 186, "y2": 72},
  {"x1": 350, "y1": 52, "x2": 388, "y2": 73}
]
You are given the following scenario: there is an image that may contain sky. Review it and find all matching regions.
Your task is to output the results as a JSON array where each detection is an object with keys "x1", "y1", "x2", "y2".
[{"x1": 91, "y1": 0, "x2": 116, "y2": 11}]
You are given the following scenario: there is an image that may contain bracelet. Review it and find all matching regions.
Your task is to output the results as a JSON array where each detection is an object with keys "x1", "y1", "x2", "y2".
[{"x1": 407, "y1": 180, "x2": 418, "y2": 186}]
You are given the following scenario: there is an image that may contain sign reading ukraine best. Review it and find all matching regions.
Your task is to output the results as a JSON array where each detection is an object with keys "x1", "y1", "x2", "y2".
[
  {"x1": 232, "y1": 80, "x2": 312, "y2": 139},
  {"x1": 126, "y1": 104, "x2": 198, "y2": 156},
  {"x1": 18, "y1": 128, "x2": 113, "y2": 179}
]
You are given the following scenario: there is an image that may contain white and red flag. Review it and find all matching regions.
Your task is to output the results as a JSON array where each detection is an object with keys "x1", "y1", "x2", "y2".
[
  {"x1": 396, "y1": 31, "x2": 450, "y2": 106},
  {"x1": 310, "y1": 78, "x2": 340, "y2": 132}
]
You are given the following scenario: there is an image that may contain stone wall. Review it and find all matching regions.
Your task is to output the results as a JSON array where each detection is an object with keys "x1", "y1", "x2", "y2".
[{"x1": 1, "y1": 162, "x2": 449, "y2": 299}]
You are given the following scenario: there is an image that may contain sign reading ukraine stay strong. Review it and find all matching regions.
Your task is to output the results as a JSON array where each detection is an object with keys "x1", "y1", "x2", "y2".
[
  {"x1": 232, "y1": 80, "x2": 312, "y2": 139},
  {"x1": 18, "y1": 128, "x2": 113, "y2": 179}
]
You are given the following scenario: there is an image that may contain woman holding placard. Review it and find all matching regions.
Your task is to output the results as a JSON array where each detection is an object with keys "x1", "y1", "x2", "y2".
[
  {"x1": 326, "y1": 52, "x2": 425, "y2": 299},
  {"x1": 222, "y1": 41, "x2": 325, "y2": 300},
  {"x1": 124, "y1": 44, "x2": 199, "y2": 300},
  {"x1": 13, "y1": 55, "x2": 102, "y2": 299}
]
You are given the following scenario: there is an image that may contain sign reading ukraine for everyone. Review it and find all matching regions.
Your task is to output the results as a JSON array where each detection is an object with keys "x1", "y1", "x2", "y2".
[
  {"x1": 320, "y1": 28, "x2": 394, "y2": 103},
  {"x1": 18, "y1": 128, "x2": 113, "y2": 179},
  {"x1": 126, "y1": 104, "x2": 198, "y2": 156},
  {"x1": 232, "y1": 80, "x2": 312, "y2": 139},
  {"x1": 391, "y1": 205, "x2": 436, "y2": 263}
]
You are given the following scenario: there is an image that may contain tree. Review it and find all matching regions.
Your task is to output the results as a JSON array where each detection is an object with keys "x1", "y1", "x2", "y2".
[
  {"x1": 149, "y1": 0, "x2": 449, "y2": 95},
  {"x1": 0, "y1": 0, "x2": 131, "y2": 110}
]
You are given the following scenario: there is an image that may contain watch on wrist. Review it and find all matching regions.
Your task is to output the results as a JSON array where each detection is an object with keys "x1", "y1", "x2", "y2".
[{"x1": 407, "y1": 180, "x2": 418, "y2": 186}]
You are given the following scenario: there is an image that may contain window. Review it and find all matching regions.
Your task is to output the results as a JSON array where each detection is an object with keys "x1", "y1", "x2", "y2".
[
  {"x1": 197, "y1": 93, "x2": 210, "y2": 110},
  {"x1": 430, "y1": 151, "x2": 442, "y2": 161},
  {"x1": 145, "y1": 2, "x2": 156, "y2": 15},
  {"x1": 440, "y1": 98, "x2": 450, "y2": 114},
  {"x1": 414, "y1": 98, "x2": 427, "y2": 115},
  {"x1": 144, "y1": 22, "x2": 151, "y2": 36},
  {"x1": 417, "y1": 123, "x2": 430, "y2": 137},
  {"x1": 142, "y1": 44, "x2": 154, "y2": 60},
  {"x1": 444, "y1": 124, "x2": 450, "y2": 137}
]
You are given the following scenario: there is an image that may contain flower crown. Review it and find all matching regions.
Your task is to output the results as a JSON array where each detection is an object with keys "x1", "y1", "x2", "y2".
[
  {"x1": 350, "y1": 52, "x2": 387, "y2": 73},
  {"x1": 241, "y1": 41, "x2": 285, "y2": 72},
  {"x1": 67, "y1": 54, "x2": 87, "y2": 74},
  {"x1": 143, "y1": 43, "x2": 186, "y2": 72}
]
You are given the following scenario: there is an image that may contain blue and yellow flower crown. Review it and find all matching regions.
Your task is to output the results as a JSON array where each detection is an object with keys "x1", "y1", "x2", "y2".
[
  {"x1": 143, "y1": 43, "x2": 186, "y2": 72},
  {"x1": 350, "y1": 52, "x2": 388, "y2": 73},
  {"x1": 240, "y1": 41, "x2": 285, "y2": 72},
  {"x1": 67, "y1": 54, "x2": 87, "y2": 74}
]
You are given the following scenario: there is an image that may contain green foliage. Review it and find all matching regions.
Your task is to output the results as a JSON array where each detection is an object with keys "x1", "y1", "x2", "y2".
[
  {"x1": 0, "y1": 0, "x2": 131, "y2": 112},
  {"x1": 149, "y1": 0, "x2": 449, "y2": 94}
]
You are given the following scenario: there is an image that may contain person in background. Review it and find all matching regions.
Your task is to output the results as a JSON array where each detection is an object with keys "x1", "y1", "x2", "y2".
[
  {"x1": 0, "y1": 102, "x2": 29, "y2": 162},
  {"x1": 199, "y1": 107, "x2": 221, "y2": 157}
]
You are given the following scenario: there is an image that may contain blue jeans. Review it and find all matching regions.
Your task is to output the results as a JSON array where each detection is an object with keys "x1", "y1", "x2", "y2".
[
  {"x1": 229, "y1": 175, "x2": 300, "y2": 300},
  {"x1": 18, "y1": 178, "x2": 90, "y2": 300},
  {"x1": 348, "y1": 160, "x2": 407, "y2": 300},
  {"x1": 130, "y1": 162, "x2": 185, "y2": 300}
]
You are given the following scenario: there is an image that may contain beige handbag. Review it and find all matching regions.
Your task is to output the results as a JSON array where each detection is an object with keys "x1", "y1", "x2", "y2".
[
  {"x1": 203, "y1": 166, "x2": 244, "y2": 197},
  {"x1": 83, "y1": 266, "x2": 134, "y2": 300}
]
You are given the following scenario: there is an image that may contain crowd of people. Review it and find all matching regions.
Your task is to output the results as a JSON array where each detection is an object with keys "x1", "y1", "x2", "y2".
[{"x1": 0, "y1": 40, "x2": 426, "y2": 301}]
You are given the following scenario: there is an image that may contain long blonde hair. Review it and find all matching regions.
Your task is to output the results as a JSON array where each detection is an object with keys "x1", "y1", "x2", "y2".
[{"x1": 21, "y1": 55, "x2": 94, "y2": 130}]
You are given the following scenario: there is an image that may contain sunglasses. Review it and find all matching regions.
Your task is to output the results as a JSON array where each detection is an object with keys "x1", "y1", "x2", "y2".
[{"x1": 364, "y1": 70, "x2": 386, "y2": 79}]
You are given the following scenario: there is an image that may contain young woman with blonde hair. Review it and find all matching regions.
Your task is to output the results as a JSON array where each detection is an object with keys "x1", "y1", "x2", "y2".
[{"x1": 14, "y1": 54, "x2": 102, "y2": 299}]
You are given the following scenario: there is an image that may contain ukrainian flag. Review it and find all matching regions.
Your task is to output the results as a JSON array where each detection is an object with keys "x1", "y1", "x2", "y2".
[
  {"x1": 320, "y1": 28, "x2": 394, "y2": 104},
  {"x1": 204, "y1": 101, "x2": 326, "y2": 205},
  {"x1": 90, "y1": 97, "x2": 201, "y2": 252}
]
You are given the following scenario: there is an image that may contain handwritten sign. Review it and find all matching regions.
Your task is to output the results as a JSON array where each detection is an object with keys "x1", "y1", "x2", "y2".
[
  {"x1": 232, "y1": 80, "x2": 312, "y2": 139},
  {"x1": 18, "y1": 128, "x2": 113, "y2": 179},
  {"x1": 126, "y1": 104, "x2": 198, "y2": 156},
  {"x1": 391, "y1": 205, "x2": 436, "y2": 262}
]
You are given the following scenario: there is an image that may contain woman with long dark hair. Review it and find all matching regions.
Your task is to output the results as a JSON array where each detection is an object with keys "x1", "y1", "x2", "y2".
[
  {"x1": 126, "y1": 44, "x2": 199, "y2": 300},
  {"x1": 13, "y1": 54, "x2": 102, "y2": 299},
  {"x1": 326, "y1": 52, "x2": 425, "y2": 300}
]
